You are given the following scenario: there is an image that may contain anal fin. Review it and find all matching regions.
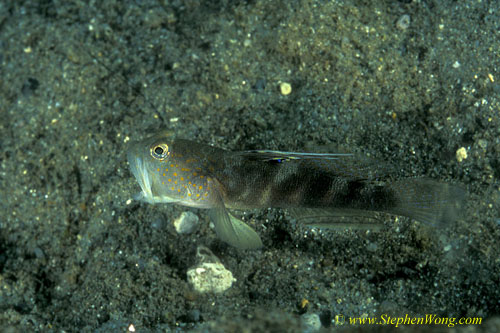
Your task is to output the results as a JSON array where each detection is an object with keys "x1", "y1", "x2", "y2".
[{"x1": 289, "y1": 208, "x2": 385, "y2": 230}]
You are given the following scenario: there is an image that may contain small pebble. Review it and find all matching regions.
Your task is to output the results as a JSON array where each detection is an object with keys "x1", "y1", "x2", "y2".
[
  {"x1": 280, "y1": 82, "x2": 292, "y2": 95},
  {"x1": 456, "y1": 147, "x2": 468, "y2": 162},
  {"x1": 301, "y1": 313, "x2": 322, "y2": 332},
  {"x1": 396, "y1": 14, "x2": 411, "y2": 30},
  {"x1": 477, "y1": 139, "x2": 487, "y2": 149},
  {"x1": 173, "y1": 211, "x2": 199, "y2": 234}
]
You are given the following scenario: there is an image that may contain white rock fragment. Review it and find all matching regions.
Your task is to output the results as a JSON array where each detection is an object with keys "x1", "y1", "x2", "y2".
[
  {"x1": 187, "y1": 262, "x2": 236, "y2": 293},
  {"x1": 173, "y1": 211, "x2": 199, "y2": 234},
  {"x1": 187, "y1": 245, "x2": 236, "y2": 293}
]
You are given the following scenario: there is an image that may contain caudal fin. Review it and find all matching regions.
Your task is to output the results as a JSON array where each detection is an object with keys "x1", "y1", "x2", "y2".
[{"x1": 387, "y1": 179, "x2": 466, "y2": 226}]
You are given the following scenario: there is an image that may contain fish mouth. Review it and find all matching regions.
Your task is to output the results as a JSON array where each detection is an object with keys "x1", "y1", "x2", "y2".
[{"x1": 127, "y1": 152, "x2": 155, "y2": 204}]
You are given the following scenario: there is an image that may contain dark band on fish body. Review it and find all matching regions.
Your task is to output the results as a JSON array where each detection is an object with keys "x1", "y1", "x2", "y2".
[{"x1": 216, "y1": 155, "x2": 400, "y2": 213}]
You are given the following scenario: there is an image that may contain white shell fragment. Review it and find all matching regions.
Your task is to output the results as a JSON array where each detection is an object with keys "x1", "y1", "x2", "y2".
[
  {"x1": 187, "y1": 262, "x2": 236, "y2": 293},
  {"x1": 173, "y1": 211, "x2": 199, "y2": 234}
]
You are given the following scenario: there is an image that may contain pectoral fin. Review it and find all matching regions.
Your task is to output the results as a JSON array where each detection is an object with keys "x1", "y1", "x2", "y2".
[{"x1": 209, "y1": 207, "x2": 263, "y2": 250}]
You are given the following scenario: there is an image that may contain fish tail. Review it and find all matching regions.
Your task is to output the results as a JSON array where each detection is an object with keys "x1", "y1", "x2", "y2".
[{"x1": 387, "y1": 179, "x2": 466, "y2": 226}]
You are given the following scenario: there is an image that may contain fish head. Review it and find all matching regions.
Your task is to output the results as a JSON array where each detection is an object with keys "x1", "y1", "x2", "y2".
[{"x1": 127, "y1": 132, "x2": 214, "y2": 207}]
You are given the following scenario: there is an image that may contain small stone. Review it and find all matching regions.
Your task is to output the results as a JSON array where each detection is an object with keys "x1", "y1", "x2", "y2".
[
  {"x1": 456, "y1": 147, "x2": 468, "y2": 162},
  {"x1": 301, "y1": 313, "x2": 322, "y2": 332},
  {"x1": 477, "y1": 139, "x2": 488, "y2": 149},
  {"x1": 173, "y1": 211, "x2": 199, "y2": 234},
  {"x1": 186, "y1": 262, "x2": 236, "y2": 293},
  {"x1": 396, "y1": 14, "x2": 410, "y2": 30},
  {"x1": 279, "y1": 82, "x2": 292, "y2": 95}
]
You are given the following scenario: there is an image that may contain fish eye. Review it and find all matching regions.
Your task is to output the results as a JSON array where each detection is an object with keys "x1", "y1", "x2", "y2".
[{"x1": 150, "y1": 143, "x2": 169, "y2": 160}]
